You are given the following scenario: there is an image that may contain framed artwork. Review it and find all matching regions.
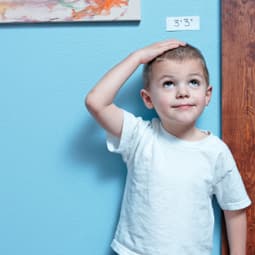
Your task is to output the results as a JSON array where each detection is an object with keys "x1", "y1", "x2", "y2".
[{"x1": 0, "y1": 0, "x2": 140, "y2": 23}]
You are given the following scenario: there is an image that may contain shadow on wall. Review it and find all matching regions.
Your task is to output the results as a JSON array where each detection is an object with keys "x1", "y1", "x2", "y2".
[
  {"x1": 68, "y1": 77, "x2": 156, "y2": 255},
  {"x1": 70, "y1": 116, "x2": 125, "y2": 179},
  {"x1": 68, "y1": 116, "x2": 125, "y2": 255},
  {"x1": 69, "y1": 76, "x2": 157, "y2": 178},
  {"x1": 69, "y1": 116, "x2": 124, "y2": 255}
]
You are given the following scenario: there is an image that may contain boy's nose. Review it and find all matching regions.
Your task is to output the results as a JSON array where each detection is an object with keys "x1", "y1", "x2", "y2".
[{"x1": 176, "y1": 84, "x2": 190, "y2": 98}]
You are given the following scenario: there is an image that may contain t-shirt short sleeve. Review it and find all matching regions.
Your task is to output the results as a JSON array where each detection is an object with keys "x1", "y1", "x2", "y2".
[
  {"x1": 106, "y1": 110, "x2": 150, "y2": 163},
  {"x1": 213, "y1": 144, "x2": 251, "y2": 210}
]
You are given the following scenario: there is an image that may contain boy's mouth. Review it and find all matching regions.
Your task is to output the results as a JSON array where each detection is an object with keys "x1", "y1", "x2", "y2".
[{"x1": 172, "y1": 104, "x2": 195, "y2": 109}]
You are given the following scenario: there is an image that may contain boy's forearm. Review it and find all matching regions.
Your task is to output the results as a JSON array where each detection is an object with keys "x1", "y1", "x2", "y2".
[
  {"x1": 224, "y1": 209, "x2": 247, "y2": 255},
  {"x1": 85, "y1": 52, "x2": 141, "y2": 114}
]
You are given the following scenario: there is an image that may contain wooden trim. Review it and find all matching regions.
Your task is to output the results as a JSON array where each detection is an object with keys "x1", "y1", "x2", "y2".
[{"x1": 222, "y1": 0, "x2": 255, "y2": 254}]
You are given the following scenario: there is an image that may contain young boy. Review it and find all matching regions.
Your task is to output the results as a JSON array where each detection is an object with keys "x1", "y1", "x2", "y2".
[{"x1": 85, "y1": 39, "x2": 251, "y2": 255}]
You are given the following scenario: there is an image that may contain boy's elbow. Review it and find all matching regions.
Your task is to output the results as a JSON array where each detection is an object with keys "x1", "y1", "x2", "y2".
[
  {"x1": 85, "y1": 93, "x2": 102, "y2": 117},
  {"x1": 85, "y1": 93, "x2": 96, "y2": 113}
]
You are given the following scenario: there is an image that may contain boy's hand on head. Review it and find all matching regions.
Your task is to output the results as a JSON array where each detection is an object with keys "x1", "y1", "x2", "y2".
[{"x1": 135, "y1": 39, "x2": 186, "y2": 64}]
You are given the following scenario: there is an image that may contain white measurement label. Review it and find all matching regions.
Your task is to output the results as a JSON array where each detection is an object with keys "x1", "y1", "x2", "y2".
[{"x1": 166, "y1": 16, "x2": 200, "y2": 31}]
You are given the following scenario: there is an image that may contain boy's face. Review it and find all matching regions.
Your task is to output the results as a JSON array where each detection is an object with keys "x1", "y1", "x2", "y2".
[{"x1": 141, "y1": 59, "x2": 212, "y2": 129}]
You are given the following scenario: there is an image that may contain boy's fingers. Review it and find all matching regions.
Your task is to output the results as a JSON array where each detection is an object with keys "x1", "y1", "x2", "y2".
[
  {"x1": 160, "y1": 42, "x2": 184, "y2": 51},
  {"x1": 140, "y1": 39, "x2": 186, "y2": 63},
  {"x1": 161, "y1": 39, "x2": 186, "y2": 48},
  {"x1": 164, "y1": 39, "x2": 186, "y2": 45}
]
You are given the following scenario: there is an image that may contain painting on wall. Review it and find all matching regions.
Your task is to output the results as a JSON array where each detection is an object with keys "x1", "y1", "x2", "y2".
[{"x1": 0, "y1": 0, "x2": 140, "y2": 23}]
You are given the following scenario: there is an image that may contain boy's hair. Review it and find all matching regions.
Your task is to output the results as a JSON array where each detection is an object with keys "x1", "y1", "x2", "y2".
[{"x1": 143, "y1": 44, "x2": 210, "y2": 89}]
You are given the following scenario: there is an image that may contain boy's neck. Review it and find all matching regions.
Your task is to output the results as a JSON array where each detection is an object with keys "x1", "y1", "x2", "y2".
[{"x1": 161, "y1": 122, "x2": 208, "y2": 141}]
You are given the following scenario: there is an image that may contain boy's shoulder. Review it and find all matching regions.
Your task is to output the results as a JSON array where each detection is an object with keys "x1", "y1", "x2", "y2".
[
  {"x1": 207, "y1": 134, "x2": 231, "y2": 151},
  {"x1": 202, "y1": 134, "x2": 236, "y2": 168},
  {"x1": 124, "y1": 110, "x2": 160, "y2": 131}
]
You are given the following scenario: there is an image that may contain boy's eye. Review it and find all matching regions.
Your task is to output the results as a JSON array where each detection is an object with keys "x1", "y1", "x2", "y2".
[
  {"x1": 189, "y1": 79, "x2": 200, "y2": 87},
  {"x1": 162, "y1": 81, "x2": 174, "y2": 88}
]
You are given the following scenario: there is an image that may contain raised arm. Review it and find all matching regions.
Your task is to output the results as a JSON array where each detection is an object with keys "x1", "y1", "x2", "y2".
[
  {"x1": 85, "y1": 39, "x2": 185, "y2": 137},
  {"x1": 224, "y1": 209, "x2": 247, "y2": 255}
]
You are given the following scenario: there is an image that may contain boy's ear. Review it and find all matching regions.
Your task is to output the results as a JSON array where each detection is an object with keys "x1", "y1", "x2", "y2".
[
  {"x1": 140, "y1": 89, "x2": 154, "y2": 109},
  {"x1": 205, "y1": 85, "x2": 213, "y2": 106}
]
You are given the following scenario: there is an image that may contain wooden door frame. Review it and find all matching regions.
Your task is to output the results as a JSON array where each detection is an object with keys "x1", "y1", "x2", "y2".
[{"x1": 221, "y1": 0, "x2": 254, "y2": 254}]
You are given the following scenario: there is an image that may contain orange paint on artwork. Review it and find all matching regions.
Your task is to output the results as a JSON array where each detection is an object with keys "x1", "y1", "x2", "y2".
[{"x1": 72, "y1": 0, "x2": 128, "y2": 20}]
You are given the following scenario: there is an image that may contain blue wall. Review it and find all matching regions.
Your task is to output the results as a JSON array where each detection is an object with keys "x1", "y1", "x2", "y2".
[{"x1": 0, "y1": 1, "x2": 221, "y2": 254}]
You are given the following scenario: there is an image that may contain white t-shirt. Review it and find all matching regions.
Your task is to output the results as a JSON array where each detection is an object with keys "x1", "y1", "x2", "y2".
[{"x1": 107, "y1": 110, "x2": 251, "y2": 255}]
